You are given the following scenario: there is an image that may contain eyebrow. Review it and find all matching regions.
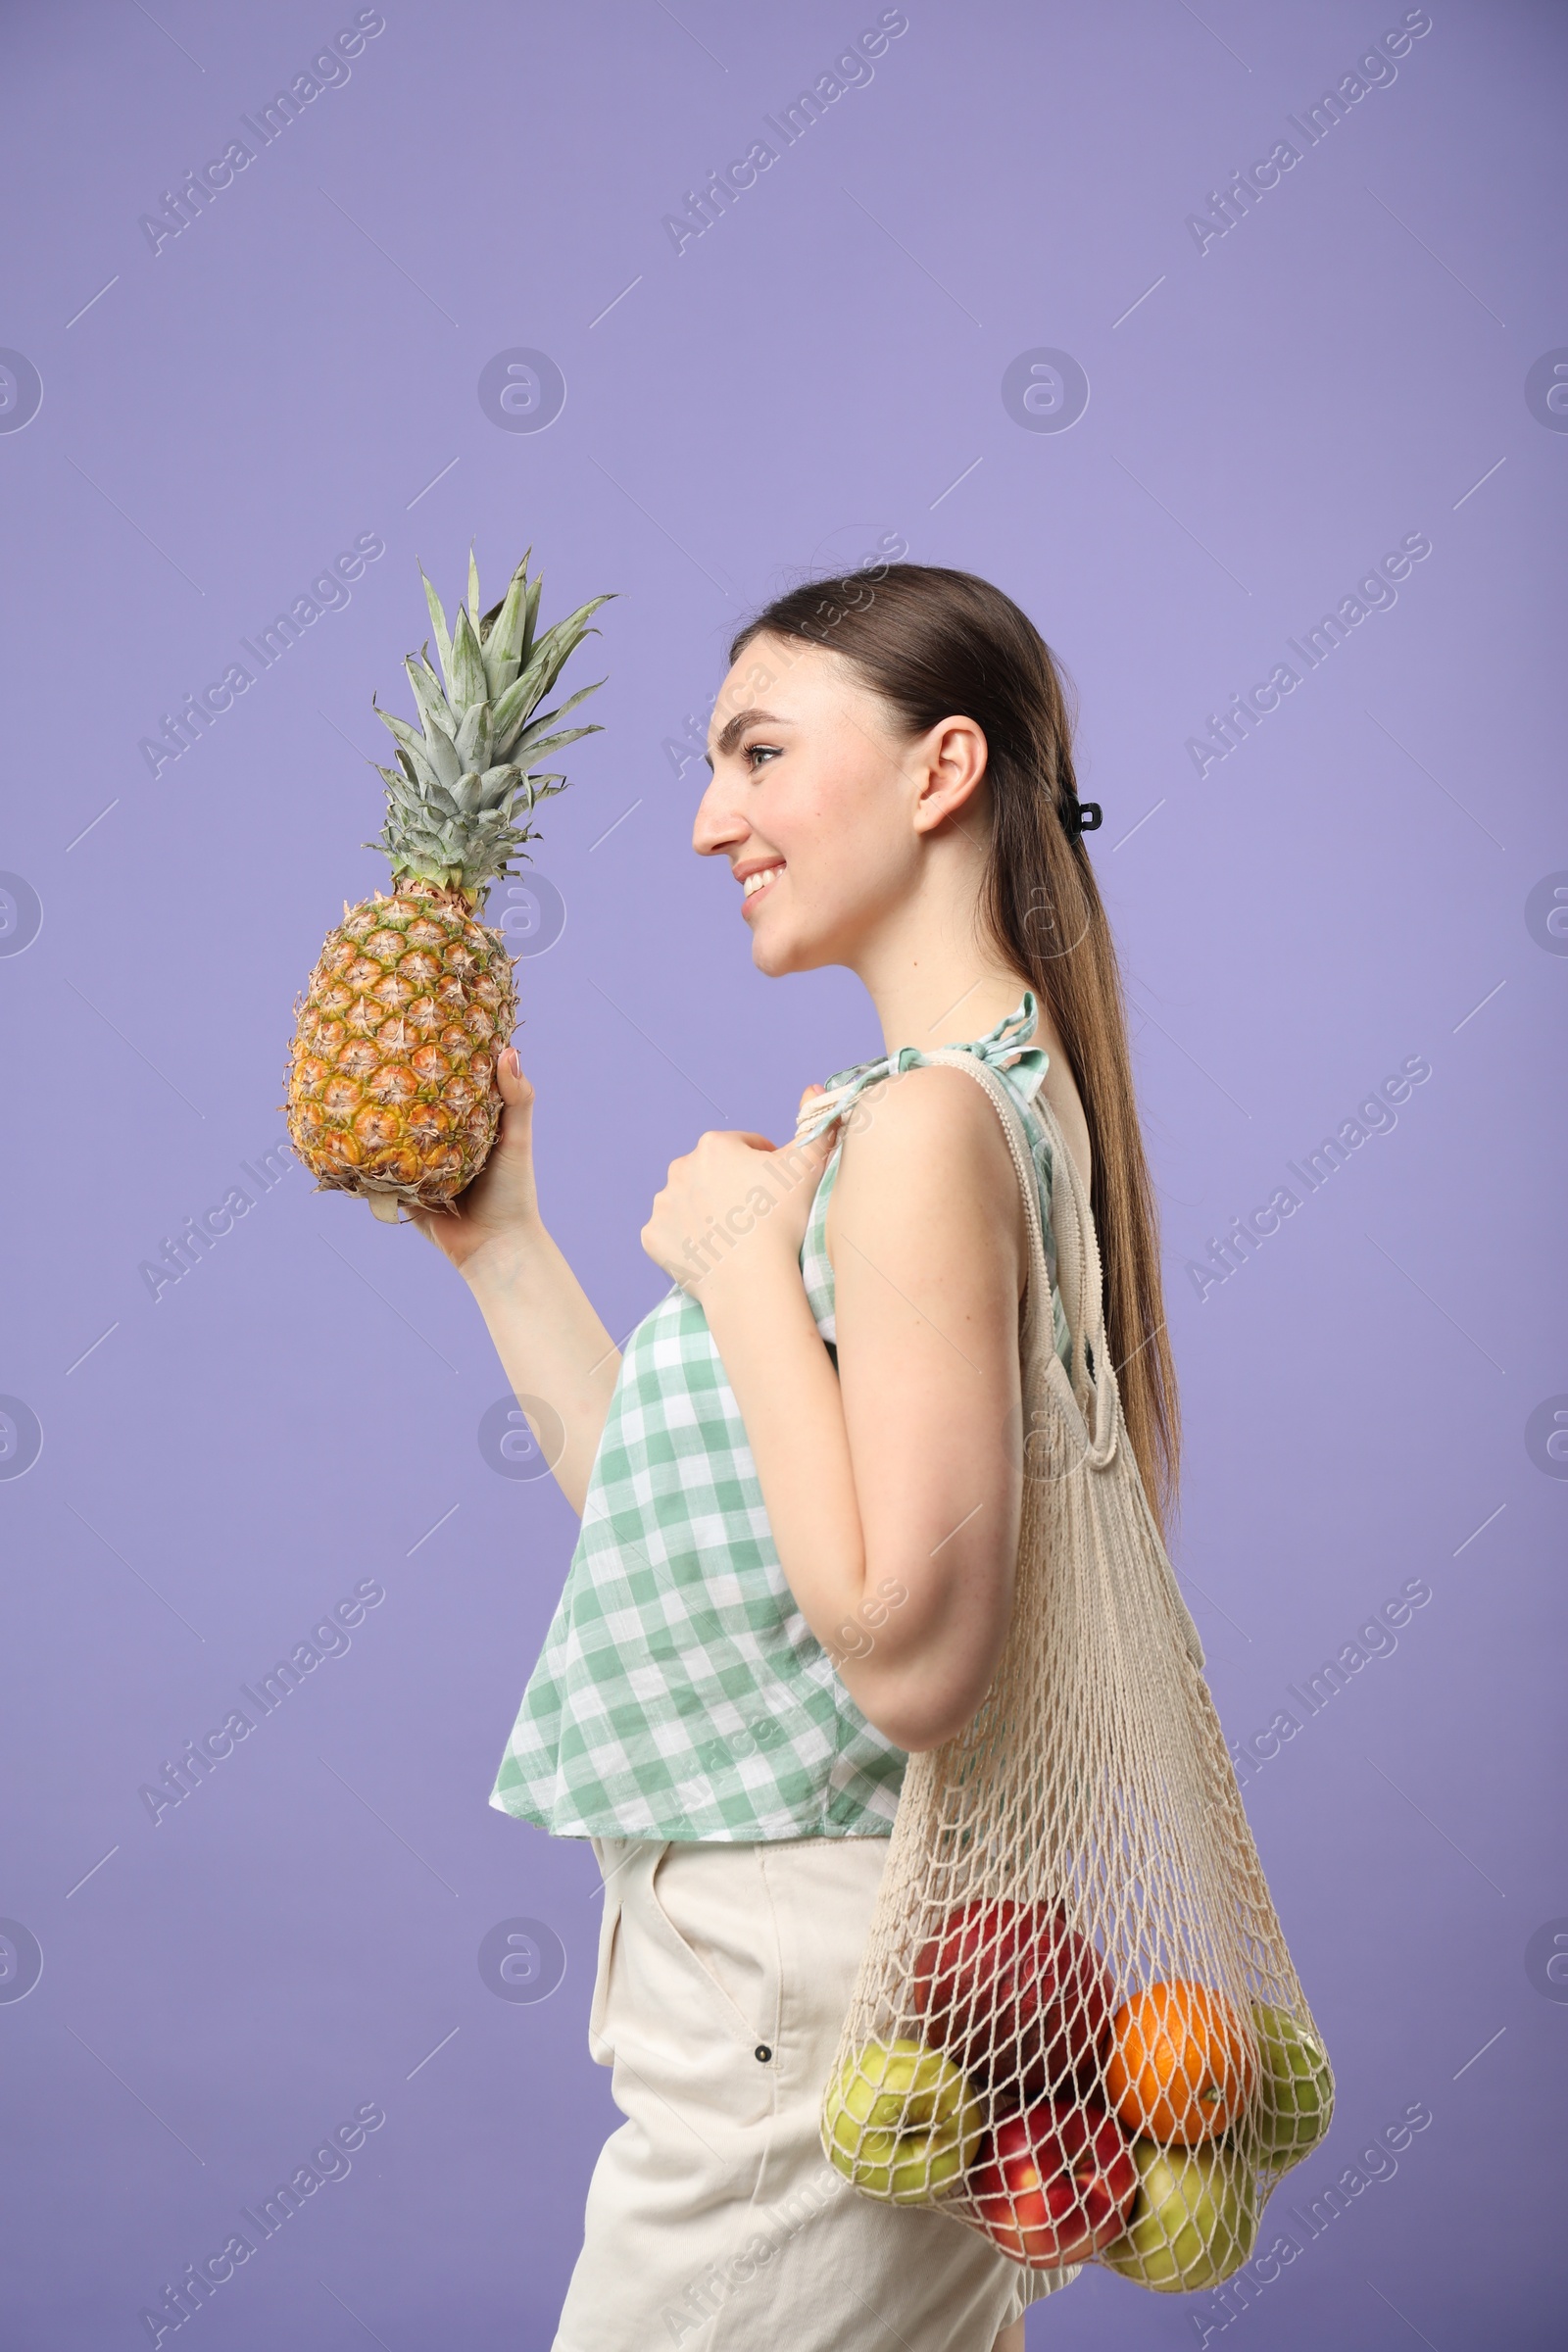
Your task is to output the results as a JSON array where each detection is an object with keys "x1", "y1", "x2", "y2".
[{"x1": 706, "y1": 708, "x2": 788, "y2": 768}]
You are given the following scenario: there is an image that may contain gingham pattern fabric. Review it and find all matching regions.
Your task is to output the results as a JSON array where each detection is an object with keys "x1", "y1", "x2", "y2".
[{"x1": 489, "y1": 991, "x2": 1073, "y2": 1842}]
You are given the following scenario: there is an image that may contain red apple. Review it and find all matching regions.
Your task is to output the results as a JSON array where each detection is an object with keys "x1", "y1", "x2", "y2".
[
  {"x1": 970, "y1": 2098, "x2": 1137, "y2": 2266},
  {"x1": 911, "y1": 1899, "x2": 1112, "y2": 2105}
]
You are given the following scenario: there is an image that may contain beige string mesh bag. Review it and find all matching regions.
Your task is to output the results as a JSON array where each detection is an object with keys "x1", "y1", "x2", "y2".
[{"x1": 819, "y1": 1051, "x2": 1333, "y2": 2291}]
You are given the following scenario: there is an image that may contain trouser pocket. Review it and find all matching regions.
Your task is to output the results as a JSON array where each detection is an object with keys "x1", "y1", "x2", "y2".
[
  {"x1": 605, "y1": 1842, "x2": 783, "y2": 2134},
  {"x1": 586, "y1": 1836, "x2": 658, "y2": 2068},
  {"x1": 647, "y1": 1842, "x2": 780, "y2": 2054}
]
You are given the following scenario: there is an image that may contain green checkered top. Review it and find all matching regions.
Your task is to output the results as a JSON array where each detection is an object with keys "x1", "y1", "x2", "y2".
[{"x1": 488, "y1": 990, "x2": 1074, "y2": 1843}]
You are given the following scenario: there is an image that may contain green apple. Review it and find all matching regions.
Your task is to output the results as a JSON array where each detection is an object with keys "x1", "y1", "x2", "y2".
[
  {"x1": 1101, "y1": 2139, "x2": 1257, "y2": 2292},
  {"x1": 823, "y1": 2037, "x2": 984, "y2": 2204},
  {"x1": 1250, "y1": 2003, "x2": 1333, "y2": 2164}
]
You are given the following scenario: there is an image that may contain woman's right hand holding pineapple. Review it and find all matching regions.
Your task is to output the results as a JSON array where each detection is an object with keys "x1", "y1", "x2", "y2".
[{"x1": 409, "y1": 1047, "x2": 542, "y2": 1281}]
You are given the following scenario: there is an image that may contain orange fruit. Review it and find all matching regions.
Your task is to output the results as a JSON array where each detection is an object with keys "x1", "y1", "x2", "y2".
[{"x1": 1103, "y1": 1982, "x2": 1254, "y2": 2145}]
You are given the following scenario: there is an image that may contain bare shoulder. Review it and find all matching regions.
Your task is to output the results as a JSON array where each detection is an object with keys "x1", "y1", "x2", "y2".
[
  {"x1": 839, "y1": 1059, "x2": 1017, "y2": 1167},
  {"x1": 830, "y1": 1062, "x2": 1028, "y2": 1274}
]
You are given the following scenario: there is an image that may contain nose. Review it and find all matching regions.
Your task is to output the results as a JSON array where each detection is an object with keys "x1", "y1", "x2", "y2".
[{"x1": 692, "y1": 765, "x2": 748, "y2": 859}]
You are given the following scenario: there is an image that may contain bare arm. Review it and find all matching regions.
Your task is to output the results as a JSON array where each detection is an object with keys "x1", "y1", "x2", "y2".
[
  {"x1": 651, "y1": 1067, "x2": 1027, "y2": 1750},
  {"x1": 412, "y1": 1051, "x2": 621, "y2": 1516}
]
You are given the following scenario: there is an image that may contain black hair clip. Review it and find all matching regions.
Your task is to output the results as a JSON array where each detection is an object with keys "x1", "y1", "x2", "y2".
[{"x1": 1062, "y1": 798, "x2": 1102, "y2": 839}]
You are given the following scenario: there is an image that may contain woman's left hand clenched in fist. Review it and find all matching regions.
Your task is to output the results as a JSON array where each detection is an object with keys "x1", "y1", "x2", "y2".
[{"x1": 641, "y1": 1086, "x2": 835, "y2": 1300}]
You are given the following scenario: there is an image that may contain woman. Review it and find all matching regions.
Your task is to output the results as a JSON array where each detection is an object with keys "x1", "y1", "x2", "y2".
[{"x1": 415, "y1": 565, "x2": 1179, "y2": 2349}]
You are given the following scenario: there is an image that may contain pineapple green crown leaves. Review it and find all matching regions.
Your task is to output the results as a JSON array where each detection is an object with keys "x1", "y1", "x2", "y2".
[{"x1": 367, "y1": 546, "x2": 614, "y2": 906}]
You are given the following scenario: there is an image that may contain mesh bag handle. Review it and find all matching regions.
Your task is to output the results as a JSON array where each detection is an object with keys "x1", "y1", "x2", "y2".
[
  {"x1": 818, "y1": 1051, "x2": 1333, "y2": 2294},
  {"x1": 934, "y1": 1052, "x2": 1200, "y2": 1662}
]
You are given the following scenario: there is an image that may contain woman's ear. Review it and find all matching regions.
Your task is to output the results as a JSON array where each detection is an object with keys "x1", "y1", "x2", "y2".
[{"x1": 910, "y1": 715, "x2": 989, "y2": 835}]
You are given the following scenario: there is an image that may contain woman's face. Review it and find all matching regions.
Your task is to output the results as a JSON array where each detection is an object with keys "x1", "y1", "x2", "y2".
[{"x1": 693, "y1": 633, "x2": 983, "y2": 976}]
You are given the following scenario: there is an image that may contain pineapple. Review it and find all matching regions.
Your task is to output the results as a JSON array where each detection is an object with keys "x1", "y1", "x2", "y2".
[{"x1": 285, "y1": 547, "x2": 612, "y2": 1220}]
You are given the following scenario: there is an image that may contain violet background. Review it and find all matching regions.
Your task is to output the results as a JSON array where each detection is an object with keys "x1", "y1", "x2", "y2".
[{"x1": 1, "y1": 2, "x2": 1563, "y2": 2345}]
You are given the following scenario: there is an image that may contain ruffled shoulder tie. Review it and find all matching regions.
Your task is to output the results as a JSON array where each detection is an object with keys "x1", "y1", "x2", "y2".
[{"x1": 793, "y1": 989, "x2": 1049, "y2": 1147}]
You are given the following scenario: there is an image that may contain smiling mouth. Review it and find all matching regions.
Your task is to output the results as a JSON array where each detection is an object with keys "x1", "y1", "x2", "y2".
[{"x1": 741, "y1": 863, "x2": 785, "y2": 913}]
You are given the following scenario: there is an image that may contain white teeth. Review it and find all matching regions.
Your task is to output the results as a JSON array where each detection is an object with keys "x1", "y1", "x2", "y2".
[{"x1": 743, "y1": 865, "x2": 784, "y2": 898}]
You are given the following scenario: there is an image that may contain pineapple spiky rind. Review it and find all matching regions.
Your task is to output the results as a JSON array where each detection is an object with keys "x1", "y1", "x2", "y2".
[
  {"x1": 284, "y1": 875, "x2": 520, "y2": 1215},
  {"x1": 285, "y1": 548, "x2": 612, "y2": 1215}
]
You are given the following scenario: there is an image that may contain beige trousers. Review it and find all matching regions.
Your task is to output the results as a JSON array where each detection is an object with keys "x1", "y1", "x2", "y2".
[{"x1": 552, "y1": 1834, "x2": 1080, "y2": 2349}]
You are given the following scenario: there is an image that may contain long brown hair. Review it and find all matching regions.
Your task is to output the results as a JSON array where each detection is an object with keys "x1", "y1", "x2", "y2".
[{"x1": 728, "y1": 563, "x2": 1181, "y2": 1538}]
